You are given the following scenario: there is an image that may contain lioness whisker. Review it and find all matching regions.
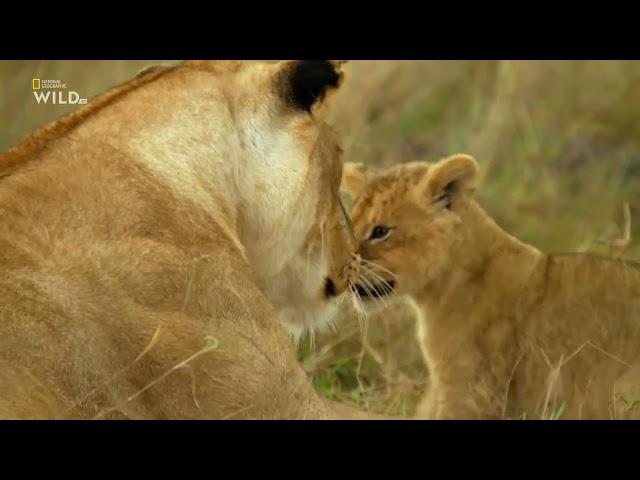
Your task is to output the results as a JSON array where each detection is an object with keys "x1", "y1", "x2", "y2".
[
  {"x1": 348, "y1": 279, "x2": 368, "y2": 340},
  {"x1": 309, "y1": 327, "x2": 316, "y2": 351}
]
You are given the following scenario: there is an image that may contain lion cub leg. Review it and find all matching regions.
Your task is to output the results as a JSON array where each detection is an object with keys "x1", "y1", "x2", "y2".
[
  {"x1": 414, "y1": 376, "x2": 506, "y2": 419},
  {"x1": 415, "y1": 385, "x2": 438, "y2": 419},
  {"x1": 415, "y1": 350, "x2": 510, "y2": 420},
  {"x1": 432, "y1": 380, "x2": 506, "y2": 420}
]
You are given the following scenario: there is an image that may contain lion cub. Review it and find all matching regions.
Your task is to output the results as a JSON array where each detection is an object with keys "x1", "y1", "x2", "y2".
[{"x1": 342, "y1": 154, "x2": 640, "y2": 419}]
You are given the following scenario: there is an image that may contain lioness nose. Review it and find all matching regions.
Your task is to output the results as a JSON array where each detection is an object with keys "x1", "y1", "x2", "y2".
[{"x1": 324, "y1": 278, "x2": 337, "y2": 298}]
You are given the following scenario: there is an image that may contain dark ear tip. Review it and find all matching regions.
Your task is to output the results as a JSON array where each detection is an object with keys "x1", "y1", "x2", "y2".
[{"x1": 281, "y1": 60, "x2": 344, "y2": 112}]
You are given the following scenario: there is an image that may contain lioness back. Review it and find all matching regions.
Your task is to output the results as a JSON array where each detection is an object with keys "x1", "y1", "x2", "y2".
[{"x1": 343, "y1": 154, "x2": 640, "y2": 419}]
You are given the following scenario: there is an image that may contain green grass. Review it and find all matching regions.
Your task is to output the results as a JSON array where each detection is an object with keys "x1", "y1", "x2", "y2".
[
  {"x1": 623, "y1": 395, "x2": 639, "y2": 410},
  {"x1": 551, "y1": 403, "x2": 567, "y2": 420}
]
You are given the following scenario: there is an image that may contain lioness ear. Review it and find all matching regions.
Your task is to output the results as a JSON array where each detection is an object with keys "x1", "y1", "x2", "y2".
[
  {"x1": 417, "y1": 154, "x2": 479, "y2": 210},
  {"x1": 277, "y1": 60, "x2": 348, "y2": 113},
  {"x1": 341, "y1": 162, "x2": 368, "y2": 199}
]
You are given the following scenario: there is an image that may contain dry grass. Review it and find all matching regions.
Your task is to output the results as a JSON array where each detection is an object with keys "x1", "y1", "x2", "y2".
[{"x1": 2, "y1": 60, "x2": 639, "y2": 417}]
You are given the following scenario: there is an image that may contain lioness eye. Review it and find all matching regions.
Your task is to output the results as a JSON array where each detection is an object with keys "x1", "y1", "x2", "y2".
[{"x1": 369, "y1": 225, "x2": 391, "y2": 241}]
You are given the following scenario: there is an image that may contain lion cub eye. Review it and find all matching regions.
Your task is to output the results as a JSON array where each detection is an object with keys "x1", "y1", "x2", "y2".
[{"x1": 369, "y1": 225, "x2": 391, "y2": 242}]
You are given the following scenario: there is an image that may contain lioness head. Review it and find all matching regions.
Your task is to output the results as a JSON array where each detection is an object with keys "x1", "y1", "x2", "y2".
[
  {"x1": 248, "y1": 61, "x2": 360, "y2": 340},
  {"x1": 341, "y1": 154, "x2": 479, "y2": 303},
  {"x1": 133, "y1": 60, "x2": 359, "y2": 341}
]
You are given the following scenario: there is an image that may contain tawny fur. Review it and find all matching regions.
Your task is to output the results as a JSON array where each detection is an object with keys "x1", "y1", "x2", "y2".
[
  {"x1": 0, "y1": 60, "x2": 366, "y2": 419},
  {"x1": 343, "y1": 154, "x2": 640, "y2": 419}
]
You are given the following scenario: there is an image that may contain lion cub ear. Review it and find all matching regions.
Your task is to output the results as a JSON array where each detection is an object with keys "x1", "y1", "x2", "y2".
[
  {"x1": 341, "y1": 162, "x2": 368, "y2": 200},
  {"x1": 417, "y1": 154, "x2": 479, "y2": 210},
  {"x1": 276, "y1": 60, "x2": 349, "y2": 113}
]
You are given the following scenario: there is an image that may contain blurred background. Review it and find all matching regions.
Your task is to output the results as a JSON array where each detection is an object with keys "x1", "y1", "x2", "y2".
[{"x1": 3, "y1": 60, "x2": 640, "y2": 416}]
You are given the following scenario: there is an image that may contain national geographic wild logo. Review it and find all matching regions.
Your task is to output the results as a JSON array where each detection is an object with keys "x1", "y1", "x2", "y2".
[{"x1": 32, "y1": 78, "x2": 87, "y2": 105}]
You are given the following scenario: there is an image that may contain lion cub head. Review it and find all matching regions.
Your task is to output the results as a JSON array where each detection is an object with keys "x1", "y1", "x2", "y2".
[{"x1": 341, "y1": 154, "x2": 480, "y2": 305}]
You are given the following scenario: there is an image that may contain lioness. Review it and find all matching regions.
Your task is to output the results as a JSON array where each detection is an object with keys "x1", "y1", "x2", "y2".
[
  {"x1": 343, "y1": 154, "x2": 640, "y2": 419},
  {"x1": 0, "y1": 60, "x2": 363, "y2": 419}
]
